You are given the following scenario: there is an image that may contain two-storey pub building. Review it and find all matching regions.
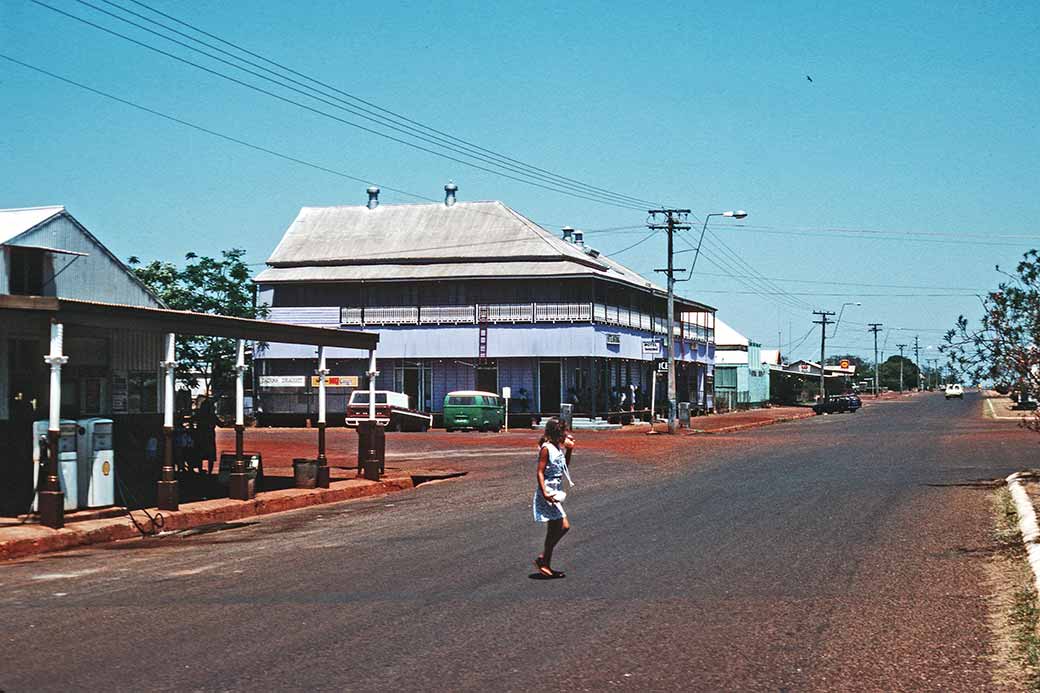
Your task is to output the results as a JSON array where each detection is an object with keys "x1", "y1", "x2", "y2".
[{"x1": 253, "y1": 186, "x2": 716, "y2": 424}]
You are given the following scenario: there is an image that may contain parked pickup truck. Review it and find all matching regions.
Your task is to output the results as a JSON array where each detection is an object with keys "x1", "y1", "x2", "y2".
[{"x1": 345, "y1": 390, "x2": 432, "y2": 432}]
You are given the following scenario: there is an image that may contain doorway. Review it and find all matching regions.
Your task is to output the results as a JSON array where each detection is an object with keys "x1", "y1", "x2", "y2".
[
  {"x1": 394, "y1": 363, "x2": 432, "y2": 411},
  {"x1": 476, "y1": 363, "x2": 498, "y2": 394},
  {"x1": 539, "y1": 361, "x2": 561, "y2": 413}
]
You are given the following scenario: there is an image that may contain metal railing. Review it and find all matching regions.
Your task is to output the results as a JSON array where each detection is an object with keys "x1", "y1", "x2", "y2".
[
  {"x1": 420, "y1": 305, "x2": 476, "y2": 324},
  {"x1": 334, "y1": 301, "x2": 713, "y2": 341}
]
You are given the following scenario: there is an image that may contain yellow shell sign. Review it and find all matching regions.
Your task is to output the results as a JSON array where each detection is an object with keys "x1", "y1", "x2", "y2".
[{"x1": 102, "y1": 461, "x2": 111, "y2": 476}]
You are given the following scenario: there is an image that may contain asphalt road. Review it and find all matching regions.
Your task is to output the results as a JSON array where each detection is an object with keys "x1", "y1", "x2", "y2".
[{"x1": 0, "y1": 392, "x2": 1032, "y2": 691}]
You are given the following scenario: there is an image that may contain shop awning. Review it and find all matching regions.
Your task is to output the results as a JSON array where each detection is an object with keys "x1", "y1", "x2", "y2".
[{"x1": 0, "y1": 294, "x2": 378, "y2": 350}]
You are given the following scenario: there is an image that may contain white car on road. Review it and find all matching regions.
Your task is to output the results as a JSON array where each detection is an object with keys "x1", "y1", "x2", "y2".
[{"x1": 944, "y1": 383, "x2": 964, "y2": 399}]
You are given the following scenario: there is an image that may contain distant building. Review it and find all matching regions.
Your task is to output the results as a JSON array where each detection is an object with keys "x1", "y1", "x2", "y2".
[
  {"x1": 713, "y1": 318, "x2": 770, "y2": 411},
  {"x1": 254, "y1": 185, "x2": 718, "y2": 422}
]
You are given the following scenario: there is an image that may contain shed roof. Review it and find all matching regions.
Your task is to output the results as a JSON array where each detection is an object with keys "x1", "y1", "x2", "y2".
[
  {"x1": 713, "y1": 317, "x2": 749, "y2": 348},
  {"x1": 258, "y1": 200, "x2": 713, "y2": 311},
  {"x1": 0, "y1": 206, "x2": 65, "y2": 244}
]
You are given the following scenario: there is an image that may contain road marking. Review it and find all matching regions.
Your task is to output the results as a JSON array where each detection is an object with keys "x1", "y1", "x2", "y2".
[
  {"x1": 985, "y1": 398, "x2": 1027, "y2": 420},
  {"x1": 31, "y1": 569, "x2": 101, "y2": 581},
  {"x1": 168, "y1": 564, "x2": 220, "y2": 577}
]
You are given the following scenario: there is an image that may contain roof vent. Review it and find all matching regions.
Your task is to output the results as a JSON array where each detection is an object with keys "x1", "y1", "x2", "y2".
[
  {"x1": 366, "y1": 186, "x2": 380, "y2": 209},
  {"x1": 585, "y1": 247, "x2": 600, "y2": 258},
  {"x1": 561, "y1": 226, "x2": 574, "y2": 242},
  {"x1": 573, "y1": 230, "x2": 584, "y2": 247},
  {"x1": 444, "y1": 181, "x2": 458, "y2": 207}
]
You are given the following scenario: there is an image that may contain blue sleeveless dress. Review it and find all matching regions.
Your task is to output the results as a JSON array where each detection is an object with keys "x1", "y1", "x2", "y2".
[{"x1": 533, "y1": 441, "x2": 571, "y2": 522}]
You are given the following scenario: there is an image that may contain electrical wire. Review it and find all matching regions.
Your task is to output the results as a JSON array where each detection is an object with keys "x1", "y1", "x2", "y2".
[
  {"x1": 116, "y1": 0, "x2": 664, "y2": 210},
  {"x1": 603, "y1": 230, "x2": 659, "y2": 257},
  {"x1": 30, "y1": 0, "x2": 652, "y2": 211},
  {"x1": 77, "y1": 0, "x2": 652, "y2": 210}
]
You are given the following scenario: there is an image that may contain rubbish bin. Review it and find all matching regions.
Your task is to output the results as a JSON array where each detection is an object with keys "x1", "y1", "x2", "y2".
[
  {"x1": 559, "y1": 403, "x2": 573, "y2": 431},
  {"x1": 678, "y1": 402, "x2": 691, "y2": 428},
  {"x1": 357, "y1": 421, "x2": 385, "y2": 481},
  {"x1": 292, "y1": 458, "x2": 319, "y2": 489}
]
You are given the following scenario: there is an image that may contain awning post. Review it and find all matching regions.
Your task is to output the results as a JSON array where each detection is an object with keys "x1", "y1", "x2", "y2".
[
  {"x1": 367, "y1": 349, "x2": 378, "y2": 421},
  {"x1": 229, "y1": 339, "x2": 252, "y2": 500},
  {"x1": 157, "y1": 332, "x2": 178, "y2": 511},
  {"x1": 316, "y1": 345, "x2": 330, "y2": 487},
  {"x1": 38, "y1": 320, "x2": 67, "y2": 528}
]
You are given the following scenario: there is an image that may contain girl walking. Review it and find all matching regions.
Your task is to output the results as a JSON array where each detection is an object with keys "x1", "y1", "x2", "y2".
[{"x1": 533, "y1": 417, "x2": 575, "y2": 578}]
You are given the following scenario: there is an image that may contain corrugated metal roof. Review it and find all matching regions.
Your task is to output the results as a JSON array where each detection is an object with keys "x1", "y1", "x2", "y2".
[
  {"x1": 267, "y1": 201, "x2": 601, "y2": 268},
  {"x1": 0, "y1": 206, "x2": 65, "y2": 244},
  {"x1": 714, "y1": 317, "x2": 749, "y2": 347},
  {"x1": 260, "y1": 199, "x2": 713, "y2": 310}
]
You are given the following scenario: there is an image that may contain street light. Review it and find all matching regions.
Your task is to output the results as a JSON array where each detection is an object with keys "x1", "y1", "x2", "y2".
[
  {"x1": 665, "y1": 210, "x2": 747, "y2": 433},
  {"x1": 831, "y1": 301, "x2": 861, "y2": 337}
]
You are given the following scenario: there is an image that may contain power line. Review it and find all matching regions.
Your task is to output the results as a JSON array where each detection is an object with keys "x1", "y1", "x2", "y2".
[
  {"x1": 30, "y1": 0, "x2": 653, "y2": 211},
  {"x1": 0, "y1": 53, "x2": 435, "y2": 203},
  {"x1": 723, "y1": 226, "x2": 1035, "y2": 248},
  {"x1": 604, "y1": 230, "x2": 659, "y2": 257},
  {"x1": 116, "y1": 0, "x2": 662, "y2": 209},
  {"x1": 79, "y1": 0, "x2": 654, "y2": 210},
  {"x1": 691, "y1": 271, "x2": 985, "y2": 292}
]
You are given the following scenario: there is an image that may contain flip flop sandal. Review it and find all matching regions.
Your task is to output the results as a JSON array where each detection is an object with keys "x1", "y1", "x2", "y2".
[{"x1": 534, "y1": 558, "x2": 554, "y2": 577}]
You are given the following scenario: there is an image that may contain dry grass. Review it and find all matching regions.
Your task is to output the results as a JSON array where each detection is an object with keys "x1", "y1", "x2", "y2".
[{"x1": 985, "y1": 486, "x2": 1040, "y2": 692}]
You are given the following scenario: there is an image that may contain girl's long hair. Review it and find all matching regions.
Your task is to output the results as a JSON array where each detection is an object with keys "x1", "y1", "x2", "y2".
[{"x1": 539, "y1": 416, "x2": 567, "y2": 446}]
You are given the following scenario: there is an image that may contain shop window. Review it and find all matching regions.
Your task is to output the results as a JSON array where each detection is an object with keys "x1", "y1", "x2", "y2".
[
  {"x1": 8, "y1": 246, "x2": 47, "y2": 295},
  {"x1": 127, "y1": 371, "x2": 159, "y2": 413}
]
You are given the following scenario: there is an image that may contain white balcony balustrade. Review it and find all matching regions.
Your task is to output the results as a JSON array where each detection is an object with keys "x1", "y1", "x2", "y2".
[
  {"x1": 331, "y1": 301, "x2": 711, "y2": 341},
  {"x1": 420, "y1": 305, "x2": 476, "y2": 324}
]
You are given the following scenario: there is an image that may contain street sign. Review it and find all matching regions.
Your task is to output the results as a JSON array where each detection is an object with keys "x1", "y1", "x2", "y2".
[
  {"x1": 310, "y1": 375, "x2": 359, "y2": 388},
  {"x1": 259, "y1": 375, "x2": 306, "y2": 388},
  {"x1": 501, "y1": 386, "x2": 511, "y2": 399}
]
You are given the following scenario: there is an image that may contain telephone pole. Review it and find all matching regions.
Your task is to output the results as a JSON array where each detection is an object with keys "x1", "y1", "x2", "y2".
[
  {"x1": 868, "y1": 323, "x2": 883, "y2": 398},
  {"x1": 913, "y1": 335, "x2": 921, "y2": 392},
  {"x1": 813, "y1": 311, "x2": 835, "y2": 400},
  {"x1": 649, "y1": 208, "x2": 691, "y2": 433},
  {"x1": 897, "y1": 344, "x2": 908, "y2": 393}
]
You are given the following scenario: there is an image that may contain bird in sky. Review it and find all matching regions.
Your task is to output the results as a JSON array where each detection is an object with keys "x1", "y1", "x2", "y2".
[{"x1": 806, "y1": 75, "x2": 813, "y2": 82}]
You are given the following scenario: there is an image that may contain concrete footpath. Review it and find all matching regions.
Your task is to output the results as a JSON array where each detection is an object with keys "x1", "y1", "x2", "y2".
[{"x1": 0, "y1": 473, "x2": 423, "y2": 563}]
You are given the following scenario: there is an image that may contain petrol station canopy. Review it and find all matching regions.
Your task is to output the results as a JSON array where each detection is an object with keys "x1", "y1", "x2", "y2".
[{"x1": 0, "y1": 294, "x2": 378, "y2": 350}]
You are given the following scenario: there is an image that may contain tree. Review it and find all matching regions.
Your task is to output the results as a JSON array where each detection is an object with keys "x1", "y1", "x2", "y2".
[
  {"x1": 877, "y1": 355, "x2": 918, "y2": 391},
  {"x1": 942, "y1": 248, "x2": 1040, "y2": 432},
  {"x1": 127, "y1": 249, "x2": 263, "y2": 395}
]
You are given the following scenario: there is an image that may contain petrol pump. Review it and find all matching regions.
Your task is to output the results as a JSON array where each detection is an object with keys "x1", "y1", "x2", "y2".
[
  {"x1": 32, "y1": 419, "x2": 78, "y2": 512},
  {"x1": 77, "y1": 418, "x2": 114, "y2": 507}
]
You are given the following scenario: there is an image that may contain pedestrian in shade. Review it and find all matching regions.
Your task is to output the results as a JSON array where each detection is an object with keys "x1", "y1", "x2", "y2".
[{"x1": 533, "y1": 416, "x2": 575, "y2": 578}]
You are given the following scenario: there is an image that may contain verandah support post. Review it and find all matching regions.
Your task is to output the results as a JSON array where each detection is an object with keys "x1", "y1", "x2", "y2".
[
  {"x1": 157, "y1": 332, "x2": 178, "y2": 511},
  {"x1": 229, "y1": 338, "x2": 252, "y2": 500},
  {"x1": 39, "y1": 320, "x2": 67, "y2": 528},
  {"x1": 316, "y1": 345, "x2": 330, "y2": 488}
]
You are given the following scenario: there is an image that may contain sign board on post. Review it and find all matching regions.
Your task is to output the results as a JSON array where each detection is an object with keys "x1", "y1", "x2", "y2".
[
  {"x1": 501, "y1": 387, "x2": 511, "y2": 433},
  {"x1": 309, "y1": 375, "x2": 359, "y2": 388},
  {"x1": 259, "y1": 375, "x2": 307, "y2": 388},
  {"x1": 839, "y1": 359, "x2": 850, "y2": 369}
]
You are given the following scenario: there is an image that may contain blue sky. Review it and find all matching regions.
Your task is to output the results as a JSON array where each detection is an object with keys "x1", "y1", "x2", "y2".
[{"x1": 3, "y1": 0, "x2": 1038, "y2": 364}]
